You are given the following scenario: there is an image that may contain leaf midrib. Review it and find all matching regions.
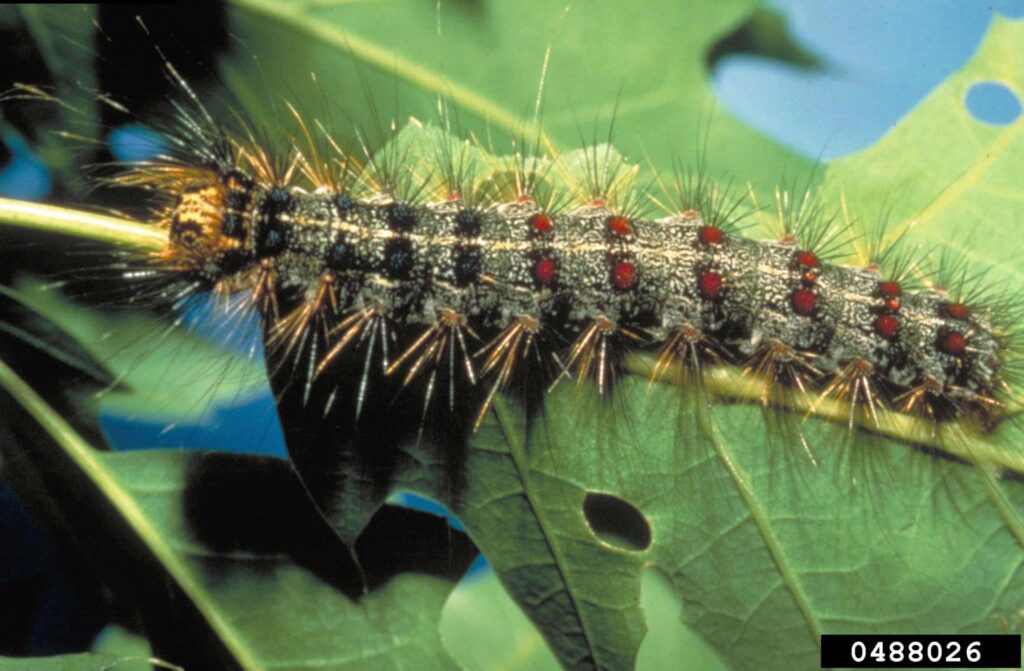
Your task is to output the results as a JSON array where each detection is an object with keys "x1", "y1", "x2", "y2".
[
  {"x1": 491, "y1": 396, "x2": 604, "y2": 670},
  {"x1": 909, "y1": 111, "x2": 1024, "y2": 278},
  {"x1": 705, "y1": 416, "x2": 823, "y2": 653}
]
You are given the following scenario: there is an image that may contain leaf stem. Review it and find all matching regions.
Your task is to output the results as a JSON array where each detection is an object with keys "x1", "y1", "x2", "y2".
[
  {"x1": 629, "y1": 356, "x2": 1024, "y2": 478},
  {"x1": 0, "y1": 197, "x2": 163, "y2": 250}
]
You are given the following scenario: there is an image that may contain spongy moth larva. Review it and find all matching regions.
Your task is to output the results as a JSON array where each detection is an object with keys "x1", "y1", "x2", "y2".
[{"x1": 131, "y1": 84, "x2": 1011, "y2": 441}]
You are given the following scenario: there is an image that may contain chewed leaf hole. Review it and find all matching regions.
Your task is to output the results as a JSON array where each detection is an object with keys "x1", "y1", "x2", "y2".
[
  {"x1": 582, "y1": 492, "x2": 652, "y2": 552},
  {"x1": 965, "y1": 81, "x2": 1022, "y2": 125}
]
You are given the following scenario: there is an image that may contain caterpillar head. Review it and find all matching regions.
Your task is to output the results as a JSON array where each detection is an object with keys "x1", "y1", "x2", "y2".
[
  {"x1": 168, "y1": 181, "x2": 227, "y2": 255},
  {"x1": 165, "y1": 169, "x2": 248, "y2": 269}
]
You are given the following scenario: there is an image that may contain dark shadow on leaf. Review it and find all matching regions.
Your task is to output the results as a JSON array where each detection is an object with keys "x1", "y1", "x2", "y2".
[
  {"x1": 263, "y1": 294, "x2": 483, "y2": 543},
  {"x1": 0, "y1": 281, "x2": 116, "y2": 448},
  {"x1": 706, "y1": 7, "x2": 822, "y2": 72},
  {"x1": 356, "y1": 504, "x2": 477, "y2": 591},
  {"x1": 183, "y1": 452, "x2": 478, "y2": 598}
]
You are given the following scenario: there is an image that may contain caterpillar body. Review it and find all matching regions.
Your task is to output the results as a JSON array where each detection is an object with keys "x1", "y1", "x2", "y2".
[{"x1": 139, "y1": 89, "x2": 1008, "y2": 438}]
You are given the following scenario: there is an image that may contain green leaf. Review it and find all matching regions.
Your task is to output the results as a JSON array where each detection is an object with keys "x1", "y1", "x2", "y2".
[
  {"x1": 0, "y1": 654, "x2": 180, "y2": 671},
  {"x1": 89, "y1": 624, "x2": 158, "y2": 671},
  {"x1": 5, "y1": 277, "x2": 266, "y2": 425},
  {"x1": 0, "y1": 624, "x2": 178, "y2": 671},
  {"x1": 221, "y1": 0, "x2": 812, "y2": 195},
  {"x1": 0, "y1": 355, "x2": 475, "y2": 671},
  {"x1": 440, "y1": 564, "x2": 728, "y2": 671}
]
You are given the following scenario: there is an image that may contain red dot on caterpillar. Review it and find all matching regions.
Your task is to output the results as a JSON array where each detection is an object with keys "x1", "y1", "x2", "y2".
[
  {"x1": 939, "y1": 329, "x2": 967, "y2": 355},
  {"x1": 879, "y1": 280, "x2": 902, "y2": 298},
  {"x1": 794, "y1": 250, "x2": 821, "y2": 269},
  {"x1": 875, "y1": 314, "x2": 900, "y2": 339},
  {"x1": 698, "y1": 225, "x2": 723, "y2": 245},
  {"x1": 531, "y1": 213, "x2": 553, "y2": 235},
  {"x1": 943, "y1": 302, "x2": 970, "y2": 321},
  {"x1": 698, "y1": 270, "x2": 723, "y2": 299},
  {"x1": 791, "y1": 288, "x2": 817, "y2": 315},
  {"x1": 607, "y1": 216, "x2": 633, "y2": 237},
  {"x1": 612, "y1": 261, "x2": 636, "y2": 290},
  {"x1": 533, "y1": 258, "x2": 557, "y2": 286}
]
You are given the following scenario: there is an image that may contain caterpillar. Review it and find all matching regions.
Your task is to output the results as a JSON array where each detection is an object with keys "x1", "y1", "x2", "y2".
[
  {"x1": 101, "y1": 65, "x2": 1012, "y2": 442},
  {"x1": 3, "y1": 6, "x2": 1024, "y2": 671}
]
